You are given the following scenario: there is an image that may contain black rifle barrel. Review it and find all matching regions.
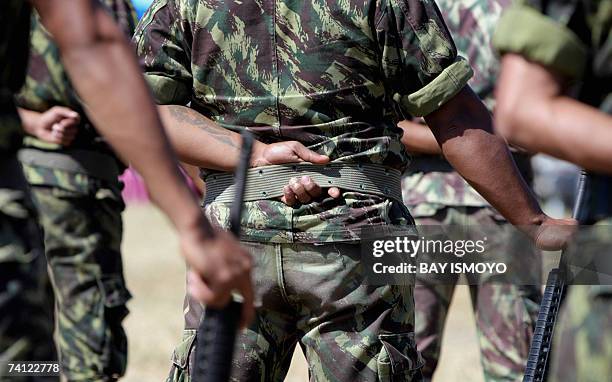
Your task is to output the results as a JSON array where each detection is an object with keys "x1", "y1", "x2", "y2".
[
  {"x1": 192, "y1": 131, "x2": 254, "y2": 382},
  {"x1": 523, "y1": 170, "x2": 588, "y2": 382}
]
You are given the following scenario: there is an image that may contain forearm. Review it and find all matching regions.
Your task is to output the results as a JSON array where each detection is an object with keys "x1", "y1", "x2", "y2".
[
  {"x1": 426, "y1": 87, "x2": 544, "y2": 226},
  {"x1": 70, "y1": 45, "x2": 203, "y2": 232},
  {"x1": 496, "y1": 53, "x2": 612, "y2": 174},
  {"x1": 497, "y1": 95, "x2": 612, "y2": 174},
  {"x1": 158, "y1": 105, "x2": 247, "y2": 171},
  {"x1": 38, "y1": 2, "x2": 206, "y2": 234},
  {"x1": 398, "y1": 120, "x2": 442, "y2": 155}
]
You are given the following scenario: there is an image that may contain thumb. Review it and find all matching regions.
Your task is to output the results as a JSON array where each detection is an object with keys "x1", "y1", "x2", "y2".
[{"x1": 292, "y1": 143, "x2": 329, "y2": 164}]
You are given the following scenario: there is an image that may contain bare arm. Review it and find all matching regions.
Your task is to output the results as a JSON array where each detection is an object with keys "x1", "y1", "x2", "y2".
[
  {"x1": 158, "y1": 104, "x2": 330, "y2": 169},
  {"x1": 495, "y1": 54, "x2": 612, "y2": 174},
  {"x1": 33, "y1": 0, "x2": 202, "y2": 233},
  {"x1": 33, "y1": 0, "x2": 254, "y2": 319},
  {"x1": 158, "y1": 105, "x2": 244, "y2": 171},
  {"x1": 398, "y1": 119, "x2": 442, "y2": 155},
  {"x1": 424, "y1": 86, "x2": 575, "y2": 245},
  {"x1": 159, "y1": 104, "x2": 337, "y2": 204}
]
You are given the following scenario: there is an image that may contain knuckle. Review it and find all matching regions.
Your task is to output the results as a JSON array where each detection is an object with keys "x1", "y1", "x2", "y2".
[{"x1": 216, "y1": 271, "x2": 232, "y2": 285}]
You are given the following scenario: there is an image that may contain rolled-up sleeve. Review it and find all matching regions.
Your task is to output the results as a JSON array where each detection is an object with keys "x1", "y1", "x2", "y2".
[
  {"x1": 493, "y1": 4, "x2": 587, "y2": 80},
  {"x1": 133, "y1": 0, "x2": 192, "y2": 105},
  {"x1": 378, "y1": 0, "x2": 473, "y2": 117}
]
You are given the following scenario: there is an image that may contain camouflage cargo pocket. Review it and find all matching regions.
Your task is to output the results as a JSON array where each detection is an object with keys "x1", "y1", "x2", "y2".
[
  {"x1": 167, "y1": 329, "x2": 197, "y2": 382},
  {"x1": 377, "y1": 332, "x2": 424, "y2": 381}
]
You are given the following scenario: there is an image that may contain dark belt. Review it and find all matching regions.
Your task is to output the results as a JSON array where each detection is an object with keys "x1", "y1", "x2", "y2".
[
  {"x1": 203, "y1": 162, "x2": 403, "y2": 205},
  {"x1": 18, "y1": 148, "x2": 120, "y2": 183}
]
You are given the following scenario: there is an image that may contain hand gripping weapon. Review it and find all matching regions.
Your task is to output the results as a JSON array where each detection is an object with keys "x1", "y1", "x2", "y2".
[{"x1": 192, "y1": 131, "x2": 254, "y2": 382}]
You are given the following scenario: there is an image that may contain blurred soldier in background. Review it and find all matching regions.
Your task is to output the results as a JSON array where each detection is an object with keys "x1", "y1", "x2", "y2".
[
  {"x1": 494, "y1": 0, "x2": 611, "y2": 380},
  {"x1": 16, "y1": 2, "x2": 137, "y2": 380},
  {"x1": 0, "y1": 0, "x2": 254, "y2": 377},
  {"x1": 400, "y1": 0, "x2": 540, "y2": 380},
  {"x1": 135, "y1": 0, "x2": 573, "y2": 380},
  {"x1": 1, "y1": 2, "x2": 58, "y2": 371}
]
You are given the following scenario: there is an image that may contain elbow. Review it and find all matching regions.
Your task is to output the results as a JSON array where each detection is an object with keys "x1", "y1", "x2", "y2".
[
  {"x1": 494, "y1": 88, "x2": 541, "y2": 146},
  {"x1": 494, "y1": 87, "x2": 523, "y2": 142}
]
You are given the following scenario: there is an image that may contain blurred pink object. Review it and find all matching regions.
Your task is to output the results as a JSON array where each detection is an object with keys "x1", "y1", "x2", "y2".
[
  {"x1": 119, "y1": 167, "x2": 199, "y2": 205},
  {"x1": 120, "y1": 168, "x2": 149, "y2": 204}
]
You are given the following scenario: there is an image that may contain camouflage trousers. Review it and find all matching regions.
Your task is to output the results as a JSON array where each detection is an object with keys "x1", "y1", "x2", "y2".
[
  {"x1": 413, "y1": 207, "x2": 540, "y2": 382},
  {"x1": 548, "y1": 285, "x2": 612, "y2": 382},
  {"x1": 168, "y1": 241, "x2": 425, "y2": 382},
  {"x1": 0, "y1": 161, "x2": 56, "y2": 379},
  {"x1": 25, "y1": 164, "x2": 130, "y2": 382},
  {"x1": 549, "y1": 220, "x2": 612, "y2": 382}
]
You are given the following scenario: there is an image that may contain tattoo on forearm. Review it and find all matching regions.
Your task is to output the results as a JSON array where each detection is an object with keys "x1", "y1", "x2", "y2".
[{"x1": 168, "y1": 106, "x2": 239, "y2": 149}]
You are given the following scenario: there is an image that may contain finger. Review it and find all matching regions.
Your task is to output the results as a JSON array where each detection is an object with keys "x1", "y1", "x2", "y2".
[
  {"x1": 52, "y1": 123, "x2": 66, "y2": 136},
  {"x1": 51, "y1": 106, "x2": 80, "y2": 121},
  {"x1": 204, "y1": 282, "x2": 233, "y2": 309},
  {"x1": 53, "y1": 131, "x2": 69, "y2": 142},
  {"x1": 238, "y1": 275, "x2": 255, "y2": 329},
  {"x1": 187, "y1": 271, "x2": 217, "y2": 305},
  {"x1": 60, "y1": 119, "x2": 80, "y2": 131},
  {"x1": 39, "y1": 129, "x2": 61, "y2": 144},
  {"x1": 292, "y1": 143, "x2": 330, "y2": 164},
  {"x1": 289, "y1": 177, "x2": 311, "y2": 203},
  {"x1": 55, "y1": 118, "x2": 79, "y2": 133},
  {"x1": 328, "y1": 187, "x2": 341, "y2": 198},
  {"x1": 301, "y1": 176, "x2": 322, "y2": 198},
  {"x1": 52, "y1": 128, "x2": 70, "y2": 143},
  {"x1": 281, "y1": 185, "x2": 297, "y2": 206}
]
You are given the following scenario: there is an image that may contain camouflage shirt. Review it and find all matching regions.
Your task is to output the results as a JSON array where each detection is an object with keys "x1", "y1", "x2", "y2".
[
  {"x1": 135, "y1": 0, "x2": 473, "y2": 243},
  {"x1": 17, "y1": 0, "x2": 138, "y2": 153},
  {"x1": 0, "y1": 0, "x2": 30, "y2": 155},
  {"x1": 403, "y1": 0, "x2": 512, "y2": 217}
]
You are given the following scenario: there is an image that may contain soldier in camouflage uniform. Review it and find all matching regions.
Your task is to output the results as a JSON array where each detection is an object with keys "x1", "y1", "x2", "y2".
[
  {"x1": 1, "y1": 0, "x2": 255, "y2": 380},
  {"x1": 0, "y1": 2, "x2": 57, "y2": 372},
  {"x1": 134, "y1": 1, "x2": 573, "y2": 381},
  {"x1": 494, "y1": 0, "x2": 611, "y2": 380},
  {"x1": 15, "y1": 2, "x2": 138, "y2": 380},
  {"x1": 399, "y1": 0, "x2": 540, "y2": 380}
]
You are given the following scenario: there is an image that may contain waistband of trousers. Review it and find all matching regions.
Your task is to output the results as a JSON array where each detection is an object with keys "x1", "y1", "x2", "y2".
[
  {"x1": 203, "y1": 162, "x2": 402, "y2": 205},
  {"x1": 18, "y1": 147, "x2": 120, "y2": 183}
]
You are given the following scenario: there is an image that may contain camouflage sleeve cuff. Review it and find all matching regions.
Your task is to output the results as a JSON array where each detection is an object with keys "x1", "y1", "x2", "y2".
[
  {"x1": 144, "y1": 74, "x2": 190, "y2": 105},
  {"x1": 393, "y1": 57, "x2": 473, "y2": 117},
  {"x1": 493, "y1": 5, "x2": 587, "y2": 79}
]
